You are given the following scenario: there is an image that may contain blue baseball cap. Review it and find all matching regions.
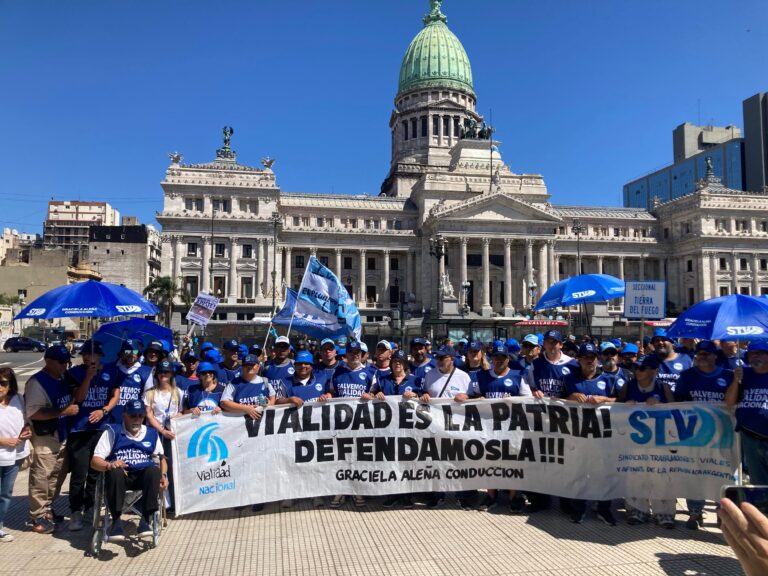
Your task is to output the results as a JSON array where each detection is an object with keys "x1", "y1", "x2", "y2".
[
  {"x1": 200, "y1": 342, "x2": 215, "y2": 351},
  {"x1": 120, "y1": 339, "x2": 141, "y2": 354},
  {"x1": 621, "y1": 343, "x2": 639, "y2": 355},
  {"x1": 600, "y1": 342, "x2": 618, "y2": 353},
  {"x1": 204, "y1": 349, "x2": 223, "y2": 363},
  {"x1": 336, "y1": 347, "x2": 346, "y2": 355},
  {"x1": 359, "y1": 342, "x2": 369, "y2": 353},
  {"x1": 695, "y1": 340, "x2": 718, "y2": 354},
  {"x1": 435, "y1": 345, "x2": 455, "y2": 358},
  {"x1": 505, "y1": 338, "x2": 520, "y2": 352},
  {"x1": 238, "y1": 344, "x2": 249, "y2": 357},
  {"x1": 411, "y1": 337, "x2": 428, "y2": 347},
  {"x1": 347, "y1": 341, "x2": 363, "y2": 352},
  {"x1": 44, "y1": 344, "x2": 71, "y2": 363},
  {"x1": 639, "y1": 355, "x2": 661, "y2": 370},
  {"x1": 242, "y1": 354, "x2": 261, "y2": 366},
  {"x1": 80, "y1": 339, "x2": 103, "y2": 356},
  {"x1": 493, "y1": 339, "x2": 504, "y2": 348},
  {"x1": 748, "y1": 341, "x2": 768, "y2": 353},
  {"x1": 124, "y1": 399, "x2": 146, "y2": 415},
  {"x1": 249, "y1": 344, "x2": 263, "y2": 356},
  {"x1": 490, "y1": 344, "x2": 510, "y2": 358},
  {"x1": 222, "y1": 338, "x2": 239, "y2": 351},
  {"x1": 652, "y1": 328, "x2": 672, "y2": 342},
  {"x1": 578, "y1": 343, "x2": 598, "y2": 357},
  {"x1": 155, "y1": 360, "x2": 174, "y2": 373},
  {"x1": 294, "y1": 351, "x2": 314, "y2": 364},
  {"x1": 544, "y1": 330, "x2": 563, "y2": 343},
  {"x1": 522, "y1": 334, "x2": 540, "y2": 347},
  {"x1": 182, "y1": 350, "x2": 199, "y2": 362},
  {"x1": 196, "y1": 362, "x2": 218, "y2": 374},
  {"x1": 320, "y1": 338, "x2": 336, "y2": 349},
  {"x1": 467, "y1": 340, "x2": 483, "y2": 351},
  {"x1": 145, "y1": 341, "x2": 165, "y2": 353},
  {"x1": 391, "y1": 350, "x2": 407, "y2": 364}
]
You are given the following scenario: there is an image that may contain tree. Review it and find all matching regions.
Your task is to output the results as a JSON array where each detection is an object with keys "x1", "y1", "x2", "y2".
[
  {"x1": 0, "y1": 293, "x2": 20, "y2": 306},
  {"x1": 143, "y1": 276, "x2": 192, "y2": 328}
]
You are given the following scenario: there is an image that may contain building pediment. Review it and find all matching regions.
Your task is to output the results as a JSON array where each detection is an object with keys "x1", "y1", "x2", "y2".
[{"x1": 427, "y1": 191, "x2": 562, "y2": 224}]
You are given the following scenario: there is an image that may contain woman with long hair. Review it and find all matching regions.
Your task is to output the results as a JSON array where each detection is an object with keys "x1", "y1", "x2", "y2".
[{"x1": 0, "y1": 367, "x2": 31, "y2": 542}]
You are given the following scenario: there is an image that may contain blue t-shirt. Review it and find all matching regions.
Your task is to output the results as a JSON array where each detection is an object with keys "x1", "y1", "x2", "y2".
[
  {"x1": 314, "y1": 361, "x2": 342, "y2": 383},
  {"x1": 735, "y1": 368, "x2": 768, "y2": 436},
  {"x1": 331, "y1": 365, "x2": 374, "y2": 398},
  {"x1": 372, "y1": 373, "x2": 420, "y2": 396},
  {"x1": 474, "y1": 368, "x2": 525, "y2": 398},
  {"x1": 529, "y1": 355, "x2": 579, "y2": 398},
  {"x1": 68, "y1": 365, "x2": 119, "y2": 433},
  {"x1": 674, "y1": 366, "x2": 734, "y2": 403},
  {"x1": 622, "y1": 377, "x2": 668, "y2": 404},
  {"x1": 228, "y1": 379, "x2": 273, "y2": 406},
  {"x1": 655, "y1": 354, "x2": 693, "y2": 393},
  {"x1": 601, "y1": 367, "x2": 631, "y2": 392},
  {"x1": 218, "y1": 362, "x2": 242, "y2": 384},
  {"x1": 409, "y1": 359, "x2": 437, "y2": 388},
  {"x1": 283, "y1": 372, "x2": 331, "y2": 403},
  {"x1": 510, "y1": 357, "x2": 533, "y2": 379},
  {"x1": 109, "y1": 363, "x2": 154, "y2": 424},
  {"x1": 174, "y1": 374, "x2": 198, "y2": 391},
  {"x1": 563, "y1": 371, "x2": 617, "y2": 399},
  {"x1": 184, "y1": 383, "x2": 226, "y2": 412}
]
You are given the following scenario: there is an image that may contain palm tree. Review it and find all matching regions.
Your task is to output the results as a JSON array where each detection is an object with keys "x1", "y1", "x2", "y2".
[{"x1": 143, "y1": 276, "x2": 192, "y2": 327}]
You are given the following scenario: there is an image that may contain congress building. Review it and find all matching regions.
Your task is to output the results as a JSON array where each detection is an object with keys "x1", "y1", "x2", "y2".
[{"x1": 157, "y1": 1, "x2": 768, "y2": 344}]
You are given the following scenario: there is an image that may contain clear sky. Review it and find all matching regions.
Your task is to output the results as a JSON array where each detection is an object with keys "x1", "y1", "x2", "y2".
[{"x1": 1, "y1": 0, "x2": 765, "y2": 233}]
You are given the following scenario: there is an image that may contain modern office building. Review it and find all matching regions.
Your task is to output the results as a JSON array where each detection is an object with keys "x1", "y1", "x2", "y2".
[{"x1": 744, "y1": 92, "x2": 768, "y2": 193}]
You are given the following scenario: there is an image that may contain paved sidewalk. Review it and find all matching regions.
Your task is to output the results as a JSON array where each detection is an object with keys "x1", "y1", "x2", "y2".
[{"x1": 1, "y1": 468, "x2": 743, "y2": 576}]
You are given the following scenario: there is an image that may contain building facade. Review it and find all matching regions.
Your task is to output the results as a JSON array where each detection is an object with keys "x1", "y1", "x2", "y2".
[
  {"x1": 88, "y1": 224, "x2": 162, "y2": 294},
  {"x1": 157, "y1": 1, "x2": 768, "y2": 340},
  {"x1": 43, "y1": 200, "x2": 120, "y2": 263}
]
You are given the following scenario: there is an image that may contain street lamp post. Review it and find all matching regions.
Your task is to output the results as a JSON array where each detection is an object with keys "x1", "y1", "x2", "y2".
[
  {"x1": 571, "y1": 218, "x2": 586, "y2": 331},
  {"x1": 270, "y1": 211, "x2": 281, "y2": 314},
  {"x1": 460, "y1": 281, "x2": 471, "y2": 317},
  {"x1": 528, "y1": 279, "x2": 538, "y2": 317},
  {"x1": 428, "y1": 234, "x2": 446, "y2": 318}
]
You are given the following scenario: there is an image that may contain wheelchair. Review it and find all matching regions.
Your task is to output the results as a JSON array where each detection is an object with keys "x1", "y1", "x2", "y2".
[{"x1": 89, "y1": 466, "x2": 167, "y2": 556}]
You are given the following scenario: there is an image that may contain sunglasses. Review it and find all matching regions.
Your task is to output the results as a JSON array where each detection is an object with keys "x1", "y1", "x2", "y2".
[
  {"x1": 602, "y1": 350, "x2": 618, "y2": 356},
  {"x1": 126, "y1": 413, "x2": 145, "y2": 419},
  {"x1": 123, "y1": 350, "x2": 140, "y2": 355},
  {"x1": 0, "y1": 380, "x2": 10, "y2": 386}
]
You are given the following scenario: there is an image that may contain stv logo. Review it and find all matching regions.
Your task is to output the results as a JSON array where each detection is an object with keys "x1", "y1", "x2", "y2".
[
  {"x1": 571, "y1": 290, "x2": 596, "y2": 299},
  {"x1": 115, "y1": 305, "x2": 142, "y2": 313},
  {"x1": 27, "y1": 308, "x2": 46, "y2": 317},
  {"x1": 725, "y1": 326, "x2": 764, "y2": 336}
]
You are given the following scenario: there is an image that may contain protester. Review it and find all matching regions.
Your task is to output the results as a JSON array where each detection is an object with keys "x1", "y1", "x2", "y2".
[
  {"x1": 0, "y1": 368, "x2": 31, "y2": 542},
  {"x1": 144, "y1": 360, "x2": 184, "y2": 513},
  {"x1": 183, "y1": 362, "x2": 224, "y2": 415},
  {"x1": 91, "y1": 399, "x2": 168, "y2": 542},
  {"x1": 514, "y1": 334, "x2": 540, "y2": 376},
  {"x1": 24, "y1": 345, "x2": 77, "y2": 534},
  {"x1": 562, "y1": 343, "x2": 617, "y2": 525},
  {"x1": 409, "y1": 337, "x2": 436, "y2": 386},
  {"x1": 219, "y1": 339, "x2": 243, "y2": 384},
  {"x1": 651, "y1": 329, "x2": 692, "y2": 393},
  {"x1": 369, "y1": 340, "x2": 393, "y2": 382},
  {"x1": 726, "y1": 341, "x2": 768, "y2": 485},
  {"x1": 599, "y1": 341, "x2": 631, "y2": 393},
  {"x1": 262, "y1": 336, "x2": 294, "y2": 394},
  {"x1": 315, "y1": 338, "x2": 341, "y2": 382},
  {"x1": 142, "y1": 340, "x2": 166, "y2": 370},
  {"x1": 175, "y1": 350, "x2": 200, "y2": 390},
  {"x1": 110, "y1": 339, "x2": 154, "y2": 423},
  {"x1": 65, "y1": 340, "x2": 119, "y2": 532}
]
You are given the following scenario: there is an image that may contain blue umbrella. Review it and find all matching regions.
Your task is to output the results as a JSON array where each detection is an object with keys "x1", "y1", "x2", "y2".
[
  {"x1": 14, "y1": 280, "x2": 159, "y2": 320},
  {"x1": 666, "y1": 294, "x2": 768, "y2": 341},
  {"x1": 93, "y1": 318, "x2": 173, "y2": 364},
  {"x1": 534, "y1": 274, "x2": 625, "y2": 310}
]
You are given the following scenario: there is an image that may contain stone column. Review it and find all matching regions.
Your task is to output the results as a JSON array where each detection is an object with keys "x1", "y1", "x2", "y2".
[
  {"x1": 481, "y1": 238, "x2": 492, "y2": 317},
  {"x1": 537, "y1": 241, "x2": 547, "y2": 293},
  {"x1": 708, "y1": 252, "x2": 718, "y2": 299},
  {"x1": 359, "y1": 249, "x2": 367, "y2": 305},
  {"x1": 503, "y1": 238, "x2": 513, "y2": 316},
  {"x1": 335, "y1": 248, "x2": 342, "y2": 279},
  {"x1": 639, "y1": 255, "x2": 646, "y2": 281},
  {"x1": 257, "y1": 239, "x2": 266, "y2": 297},
  {"x1": 753, "y1": 254, "x2": 760, "y2": 296},
  {"x1": 525, "y1": 239, "x2": 534, "y2": 308},
  {"x1": 201, "y1": 236, "x2": 211, "y2": 294},
  {"x1": 731, "y1": 252, "x2": 738, "y2": 294},
  {"x1": 383, "y1": 249, "x2": 391, "y2": 309},
  {"x1": 172, "y1": 236, "x2": 182, "y2": 284},
  {"x1": 284, "y1": 247, "x2": 292, "y2": 290},
  {"x1": 275, "y1": 246, "x2": 283, "y2": 302},
  {"x1": 617, "y1": 256, "x2": 625, "y2": 309},
  {"x1": 597, "y1": 255, "x2": 604, "y2": 275},
  {"x1": 228, "y1": 239, "x2": 238, "y2": 300},
  {"x1": 459, "y1": 238, "x2": 468, "y2": 308},
  {"x1": 547, "y1": 240, "x2": 556, "y2": 290}
]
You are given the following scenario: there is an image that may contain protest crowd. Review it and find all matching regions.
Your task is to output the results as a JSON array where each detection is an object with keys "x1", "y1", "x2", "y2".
[{"x1": 2, "y1": 326, "x2": 768, "y2": 555}]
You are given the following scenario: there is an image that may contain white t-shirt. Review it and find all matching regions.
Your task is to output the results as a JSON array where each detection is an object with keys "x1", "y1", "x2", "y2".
[
  {"x1": 93, "y1": 424, "x2": 164, "y2": 460},
  {"x1": 422, "y1": 367, "x2": 472, "y2": 398},
  {"x1": 0, "y1": 395, "x2": 30, "y2": 465},
  {"x1": 143, "y1": 388, "x2": 184, "y2": 428}
]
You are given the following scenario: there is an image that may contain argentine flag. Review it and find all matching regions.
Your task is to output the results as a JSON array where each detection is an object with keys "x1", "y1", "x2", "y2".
[{"x1": 272, "y1": 256, "x2": 362, "y2": 340}]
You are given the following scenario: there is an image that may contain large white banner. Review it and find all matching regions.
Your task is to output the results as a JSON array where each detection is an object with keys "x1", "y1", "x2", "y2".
[{"x1": 171, "y1": 398, "x2": 737, "y2": 515}]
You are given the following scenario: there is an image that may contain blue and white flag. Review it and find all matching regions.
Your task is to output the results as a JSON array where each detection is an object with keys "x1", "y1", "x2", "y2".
[{"x1": 272, "y1": 257, "x2": 362, "y2": 340}]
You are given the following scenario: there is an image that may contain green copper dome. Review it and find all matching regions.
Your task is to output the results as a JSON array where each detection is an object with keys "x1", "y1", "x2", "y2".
[{"x1": 397, "y1": 1, "x2": 474, "y2": 98}]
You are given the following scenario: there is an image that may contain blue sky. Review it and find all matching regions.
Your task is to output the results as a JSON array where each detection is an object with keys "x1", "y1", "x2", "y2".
[{"x1": 1, "y1": 0, "x2": 765, "y2": 232}]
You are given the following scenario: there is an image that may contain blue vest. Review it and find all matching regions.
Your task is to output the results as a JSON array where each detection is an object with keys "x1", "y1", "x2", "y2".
[
  {"x1": 655, "y1": 354, "x2": 693, "y2": 393},
  {"x1": 563, "y1": 371, "x2": 617, "y2": 398},
  {"x1": 376, "y1": 373, "x2": 420, "y2": 396},
  {"x1": 674, "y1": 366, "x2": 733, "y2": 403},
  {"x1": 284, "y1": 373, "x2": 330, "y2": 403},
  {"x1": 736, "y1": 368, "x2": 768, "y2": 436},
  {"x1": 231, "y1": 379, "x2": 271, "y2": 406},
  {"x1": 409, "y1": 358, "x2": 437, "y2": 386},
  {"x1": 262, "y1": 360, "x2": 295, "y2": 396},
  {"x1": 314, "y1": 361, "x2": 341, "y2": 383},
  {"x1": 174, "y1": 374, "x2": 198, "y2": 391},
  {"x1": 68, "y1": 366, "x2": 118, "y2": 433},
  {"x1": 185, "y1": 383, "x2": 225, "y2": 412},
  {"x1": 476, "y1": 368, "x2": 524, "y2": 398},
  {"x1": 332, "y1": 365, "x2": 374, "y2": 397},
  {"x1": 108, "y1": 424, "x2": 159, "y2": 472},
  {"x1": 530, "y1": 356, "x2": 578, "y2": 397},
  {"x1": 35, "y1": 370, "x2": 73, "y2": 440},
  {"x1": 601, "y1": 367, "x2": 630, "y2": 392},
  {"x1": 218, "y1": 362, "x2": 242, "y2": 384},
  {"x1": 623, "y1": 378, "x2": 668, "y2": 404},
  {"x1": 110, "y1": 363, "x2": 153, "y2": 423}
]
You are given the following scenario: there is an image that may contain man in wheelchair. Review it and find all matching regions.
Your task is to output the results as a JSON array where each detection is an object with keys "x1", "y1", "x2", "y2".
[{"x1": 90, "y1": 399, "x2": 168, "y2": 542}]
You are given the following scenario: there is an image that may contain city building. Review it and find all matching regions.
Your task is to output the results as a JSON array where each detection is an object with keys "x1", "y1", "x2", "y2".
[
  {"x1": 43, "y1": 200, "x2": 120, "y2": 263},
  {"x1": 744, "y1": 92, "x2": 768, "y2": 193},
  {"x1": 157, "y1": 1, "x2": 768, "y2": 342},
  {"x1": 88, "y1": 224, "x2": 162, "y2": 294},
  {"x1": 1, "y1": 227, "x2": 41, "y2": 265}
]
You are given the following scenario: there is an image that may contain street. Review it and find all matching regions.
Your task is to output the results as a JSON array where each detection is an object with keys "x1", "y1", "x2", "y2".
[{"x1": 0, "y1": 350, "x2": 44, "y2": 392}]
